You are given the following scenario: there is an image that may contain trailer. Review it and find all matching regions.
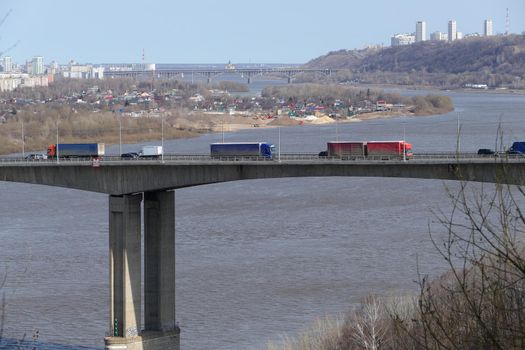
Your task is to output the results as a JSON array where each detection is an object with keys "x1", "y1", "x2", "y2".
[
  {"x1": 47, "y1": 143, "x2": 105, "y2": 159},
  {"x1": 139, "y1": 145, "x2": 163, "y2": 159},
  {"x1": 366, "y1": 141, "x2": 412, "y2": 159},
  {"x1": 326, "y1": 141, "x2": 366, "y2": 158},
  {"x1": 321, "y1": 140, "x2": 412, "y2": 160},
  {"x1": 210, "y1": 142, "x2": 276, "y2": 159}
]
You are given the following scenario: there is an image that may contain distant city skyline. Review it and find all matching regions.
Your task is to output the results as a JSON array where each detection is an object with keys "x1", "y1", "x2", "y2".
[{"x1": 1, "y1": 0, "x2": 524, "y2": 64}]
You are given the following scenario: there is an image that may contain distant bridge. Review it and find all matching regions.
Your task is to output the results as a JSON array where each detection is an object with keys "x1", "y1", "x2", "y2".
[{"x1": 103, "y1": 67, "x2": 337, "y2": 84}]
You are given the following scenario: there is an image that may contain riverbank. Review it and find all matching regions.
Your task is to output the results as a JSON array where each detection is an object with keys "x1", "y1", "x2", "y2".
[
  {"x1": 0, "y1": 83, "x2": 453, "y2": 155},
  {"x1": 0, "y1": 109, "x2": 437, "y2": 155}
]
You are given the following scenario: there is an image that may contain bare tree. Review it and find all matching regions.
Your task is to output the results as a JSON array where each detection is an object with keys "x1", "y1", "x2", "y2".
[{"x1": 349, "y1": 296, "x2": 387, "y2": 350}]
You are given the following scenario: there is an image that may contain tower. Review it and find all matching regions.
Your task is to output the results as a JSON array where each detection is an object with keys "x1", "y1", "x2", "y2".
[
  {"x1": 448, "y1": 20, "x2": 457, "y2": 42},
  {"x1": 31, "y1": 56, "x2": 44, "y2": 75},
  {"x1": 2, "y1": 56, "x2": 12, "y2": 72},
  {"x1": 416, "y1": 21, "x2": 427, "y2": 42},
  {"x1": 505, "y1": 8, "x2": 509, "y2": 35},
  {"x1": 484, "y1": 19, "x2": 493, "y2": 36}
]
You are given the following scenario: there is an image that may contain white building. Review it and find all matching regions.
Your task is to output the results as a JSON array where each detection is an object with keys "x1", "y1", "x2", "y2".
[
  {"x1": 391, "y1": 33, "x2": 415, "y2": 46},
  {"x1": 430, "y1": 31, "x2": 447, "y2": 41},
  {"x1": 2, "y1": 56, "x2": 12, "y2": 72},
  {"x1": 32, "y1": 56, "x2": 44, "y2": 75},
  {"x1": 448, "y1": 20, "x2": 457, "y2": 42},
  {"x1": 0, "y1": 73, "x2": 49, "y2": 91},
  {"x1": 62, "y1": 64, "x2": 104, "y2": 79},
  {"x1": 416, "y1": 21, "x2": 427, "y2": 42},
  {"x1": 484, "y1": 19, "x2": 493, "y2": 36}
]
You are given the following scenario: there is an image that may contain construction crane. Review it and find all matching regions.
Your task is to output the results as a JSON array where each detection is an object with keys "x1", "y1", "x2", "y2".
[
  {"x1": 0, "y1": 40, "x2": 19, "y2": 57},
  {"x1": 0, "y1": 9, "x2": 20, "y2": 57},
  {"x1": 0, "y1": 9, "x2": 12, "y2": 28}
]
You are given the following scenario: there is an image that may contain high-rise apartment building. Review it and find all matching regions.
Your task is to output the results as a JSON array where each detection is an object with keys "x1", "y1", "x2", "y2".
[
  {"x1": 416, "y1": 21, "x2": 427, "y2": 42},
  {"x1": 484, "y1": 19, "x2": 493, "y2": 36},
  {"x1": 2, "y1": 56, "x2": 12, "y2": 72},
  {"x1": 448, "y1": 20, "x2": 457, "y2": 41},
  {"x1": 32, "y1": 56, "x2": 44, "y2": 75}
]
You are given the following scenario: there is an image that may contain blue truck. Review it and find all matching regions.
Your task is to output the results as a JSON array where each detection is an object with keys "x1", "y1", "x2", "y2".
[
  {"x1": 508, "y1": 142, "x2": 525, "y2": 155},
  {"x1": 47, "y1": 143, "x2": 105, "y2": 159},
  {"x1": 210, "y1": 142, "x2": 276, "y2": 159}
]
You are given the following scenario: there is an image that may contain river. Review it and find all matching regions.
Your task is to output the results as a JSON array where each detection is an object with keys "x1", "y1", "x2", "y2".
[{"x1": 1, "y1": 89, "x2": 525, "y2": 349}]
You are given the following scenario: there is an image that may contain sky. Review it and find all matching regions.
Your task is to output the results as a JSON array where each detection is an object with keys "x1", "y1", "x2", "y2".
[{"x1": 1, "y1": 0, "x2": 524, "y2": 65}]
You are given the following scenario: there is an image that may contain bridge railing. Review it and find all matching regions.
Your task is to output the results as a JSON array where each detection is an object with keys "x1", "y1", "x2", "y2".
[{"x1": 0, "y1": 152, "x2": 523, "y2": 165}]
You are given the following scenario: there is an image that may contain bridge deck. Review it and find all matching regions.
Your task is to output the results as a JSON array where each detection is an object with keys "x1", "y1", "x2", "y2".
[{"x1": 1, "y1": 154, "x2": 524, "y2": 195}]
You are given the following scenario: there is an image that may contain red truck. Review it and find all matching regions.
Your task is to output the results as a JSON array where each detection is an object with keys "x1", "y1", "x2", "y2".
[
  {"x1": 326, "y1": 141, "x2": 366, "y2": 157},
  {"x1": 367, "y1": 141, "x2": 412, "y2": 159},
  {"x1": 322, "y1": 140, "x2": 412, "y2": 160}
]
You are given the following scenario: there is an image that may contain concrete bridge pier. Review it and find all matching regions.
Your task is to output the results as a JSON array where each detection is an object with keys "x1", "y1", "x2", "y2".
[{"x1": 105, "y1": 191, "x2": 179, "y2": 350}]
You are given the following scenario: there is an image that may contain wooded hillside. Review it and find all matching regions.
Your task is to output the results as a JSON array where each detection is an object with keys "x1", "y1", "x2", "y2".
[{"x1": 304, "y1": 35, "x2": 525, "y2": 89}]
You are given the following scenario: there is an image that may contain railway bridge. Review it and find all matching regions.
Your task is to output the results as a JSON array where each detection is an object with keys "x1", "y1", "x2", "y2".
[
  {"x1": 1, "y1": 156, "x2": 524, "y2": 350},
  {"x1": 103, "y1": 68, "x2": 336, "y2": 84}
]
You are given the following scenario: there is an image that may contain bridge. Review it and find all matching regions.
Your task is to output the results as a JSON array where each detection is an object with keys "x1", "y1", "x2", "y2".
[
  {"x1": 103, "y1": 68, "x2": 336, "y2": 84},
  {"x1": 1, "y1": 155, "x2": 524, "y2": 350}
]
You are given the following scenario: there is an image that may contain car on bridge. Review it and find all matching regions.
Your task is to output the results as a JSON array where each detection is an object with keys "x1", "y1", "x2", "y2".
[
  {"x1": 25, "y1": 153, "x2": 47, "y2": 160},
  {"x1": 121, "y1": 152, "x2": 139, "y2": 159},
  {"x1": 477, "y1": 148, "x2": 496, "y2": 156}
]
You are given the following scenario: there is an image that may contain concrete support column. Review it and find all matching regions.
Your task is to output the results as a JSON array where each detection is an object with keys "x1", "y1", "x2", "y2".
[
  {"x1": 108, "y1": 194, "x2": 142, "y2": 339},
  {"x1": 144, "y1": 190, "x2": 176, "y2": 332}
]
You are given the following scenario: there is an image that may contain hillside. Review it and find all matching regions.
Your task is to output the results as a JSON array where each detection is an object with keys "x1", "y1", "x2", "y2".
[{"x1": 304, "y1": 35, "x2": 525, "y2": 89}]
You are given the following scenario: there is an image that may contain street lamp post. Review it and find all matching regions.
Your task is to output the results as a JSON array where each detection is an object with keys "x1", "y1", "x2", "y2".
[
  {"x1": 21, "y1": 120, "x2": 24, "y2": 158},
  {"x1": 56, "y1": 120, "x2": 60, "y2": 164},
  {"x1": 335, "y1": 116, "x2": 339, "y2": 141},
  {"x1": 161, "y1": 115, "x2": 164, "y2": 162},
  {"x1": 222, "y1": 114, "x2": 225, "y2": 143},
  {"x1": 457, "y1": 112, "x2": 461, "y2": 155},
  {"x1": 119, "y1": 114, "x2": 122, "y2": 156},
  {"x1": 403, "y1": 126, "x2": 406, "y2": 162},
  {"x1": 278, "y1": 126, "x2": 281, "y2": 163}
]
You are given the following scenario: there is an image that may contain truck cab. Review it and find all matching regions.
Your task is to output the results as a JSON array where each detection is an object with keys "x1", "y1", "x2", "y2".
[{"x1": 508, "y1": 142, "x2": 525, "y2": 155}]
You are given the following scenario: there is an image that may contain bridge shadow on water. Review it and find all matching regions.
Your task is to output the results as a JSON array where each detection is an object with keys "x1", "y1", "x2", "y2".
[{"x1": 0, "y1": 338, "x2": 101, "y2": 350}]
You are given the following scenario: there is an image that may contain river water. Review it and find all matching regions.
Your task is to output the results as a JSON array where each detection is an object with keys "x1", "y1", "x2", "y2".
[{"x1": 1, "y1": 89, "x2": 525, "y2": 350}]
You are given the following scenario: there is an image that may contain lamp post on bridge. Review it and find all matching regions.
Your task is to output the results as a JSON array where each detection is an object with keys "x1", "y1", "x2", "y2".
[
  {"x1": 278, "y1": 126, "x2": 281, "y2": 163},
  {"x1": 119, "y1": 111, "x2": 122, "y2": 156},
  {"x1": 456, "y1": 111, "x2": 461, "y2": 158},
  {"x1": 56, "y1": 119, "x2": 60, "y2": 164},
  {"x1": 403, "y1": 126, "x2": 406, "y2": 162},
  {"x1": 21, "y1": 120, "x2": 24, "y2": 158},
  {"x1": 161, "y1": 114, "x2": 164, "y2": 163},
  {"x1": 335, "y1": 115, "x2": 339, "y2": 141}
]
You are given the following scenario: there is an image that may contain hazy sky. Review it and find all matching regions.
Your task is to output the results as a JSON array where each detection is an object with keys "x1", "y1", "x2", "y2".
[{"x1": 1, "y1": 0, "x2": 524, "y2": 64}]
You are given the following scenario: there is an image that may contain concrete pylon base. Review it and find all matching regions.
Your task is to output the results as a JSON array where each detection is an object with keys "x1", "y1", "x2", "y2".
[{"x1": 104, "y1": 329, "x2": 180, "y2": 350}]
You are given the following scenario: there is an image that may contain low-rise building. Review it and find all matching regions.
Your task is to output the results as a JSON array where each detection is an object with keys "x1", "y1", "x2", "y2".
[
  {"x1": 391, "y1": 33, "x2": 415, "y2": 46},
  {"x1": 0, "y1": 73, "x2": 49, "y2": 91},
  {"x1": 62, "y1": 64, "x2": 104, "y2": 79},
  {"x1": 430, "y1": 31, "x2": 447, "y2": 41}
]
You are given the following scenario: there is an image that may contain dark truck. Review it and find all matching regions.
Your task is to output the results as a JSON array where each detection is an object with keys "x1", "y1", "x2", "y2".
[
  {"x1": 507, "y1": 142, "x2": 525, "y2": 155},
  {"x1": 210, "y1": 142, "x2": 276, "y2": 159},
  {"x1": 47, "y1": 143, "x2": 105, "y2": 159}
]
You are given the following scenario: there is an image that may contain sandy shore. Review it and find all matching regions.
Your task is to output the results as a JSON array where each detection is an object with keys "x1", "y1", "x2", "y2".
[{"x1": 203, "y1": 110, "x2": 413, "y2": 134}]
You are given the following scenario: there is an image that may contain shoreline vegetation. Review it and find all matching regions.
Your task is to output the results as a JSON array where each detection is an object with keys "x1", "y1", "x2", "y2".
[
  {"x1": 265, "y1": 179, "x2": 525, "y2": 350},
  {"x1": 0, "y1": 80, "x2": 453, "y2": 155}
]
